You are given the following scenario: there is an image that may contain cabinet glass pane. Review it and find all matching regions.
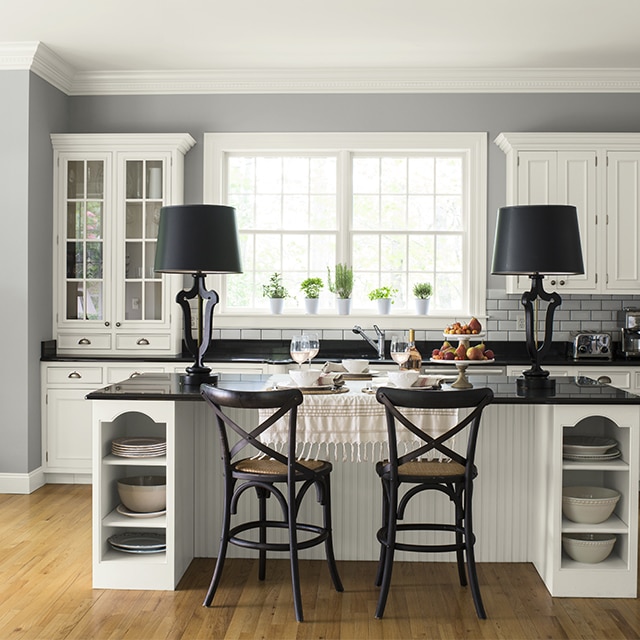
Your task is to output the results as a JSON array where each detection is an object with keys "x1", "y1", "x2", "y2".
[
  {"x1": 87, "y1": 161, "x2": 104, "y2": 199},
  {"x1": 126, "y1": 161, "x2": 143, "y2": 199},
  {"x1": 67, "y1": 161, "x2": 85, "y2": 199},
  {"x1": 144, "y1": 241, "x2": 158, "y2": 279},
  {"x1": 125, "y1": 282, "x2": 143, "y2": 320},
  {"x1": 66, "y1": 281, "x2": 103, "y2": 320},
  {"x1": 145, "y1": 202, "x2": 162, "y2": 238},
  {"x1": 146, "y1": 161, "x2": 163, "y2": 199},
  {"x1": 64, "y1": 160, "x2": 105, "y2": 321},
  {"x1": 144, "y1": 282, "x2": 162, "y2": 320},
  {"x1": 126, "y1": 203, "x2": 143, "y2": 238},
  {"x1": 125, "y1": 242, "x2": 143, "y2": 279}
]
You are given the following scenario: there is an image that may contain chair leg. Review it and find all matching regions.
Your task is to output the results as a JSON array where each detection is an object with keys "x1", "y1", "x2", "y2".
[
  {"x1": 375, "y1": 481, "x2": 397, "y2": 619},
  {"x1": 321, "y1": 475, "x2": 344, "y2": 592},
  {"x1": 257, "y1": 487, "x2": 268, "y2": 581},
  {"x1": 203, "y1": 481, "x2": 233, "y2": 607},
  {"x1": 454, "y1": 485, "x2": 467, "y2": 587},
  {"x1": 374, "y1": 479, "x2": 390, "y2": 587},
  {"x1": 287, "y1": 484, "x2": 304, "y2": 622},
  {"x1": 464, "y1": 487, "x2": 486, "y2": 619}
]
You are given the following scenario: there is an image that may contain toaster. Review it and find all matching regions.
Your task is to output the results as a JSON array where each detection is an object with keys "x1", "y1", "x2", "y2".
[{"x1": 572, "y1": 333, "x2": 612, "y2": 360}]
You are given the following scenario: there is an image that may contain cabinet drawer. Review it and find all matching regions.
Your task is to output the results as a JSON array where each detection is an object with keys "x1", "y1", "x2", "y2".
[
  {"x1": 46, "y1": 366, "x2": 104, "y2": 385},
  {"x1": 115, "y1": 334, "x2": 173, "y2": 351},
  {"x1": 577, "y1": 370, "x2": 630, "y2": 389},
  {"x1": 106, "y1": 365, "x2": 166, "y2": 383},
  {"x1": 58, "y1": 333, "x2": 112, "y2": 351}
]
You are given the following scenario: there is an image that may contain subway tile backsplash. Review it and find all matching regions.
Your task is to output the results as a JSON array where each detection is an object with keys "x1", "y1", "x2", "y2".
[{"x1": 214, "y1": 289, "x2": 640, "y2": 344}]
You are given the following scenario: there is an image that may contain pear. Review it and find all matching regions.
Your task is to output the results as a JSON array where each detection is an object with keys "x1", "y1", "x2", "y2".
[
  {"x1": 455, "y1": 343, "x2": 467, "y2": 359},
  {"x1": 469, "y1": 317, "x2": 482, "y2": 333}
]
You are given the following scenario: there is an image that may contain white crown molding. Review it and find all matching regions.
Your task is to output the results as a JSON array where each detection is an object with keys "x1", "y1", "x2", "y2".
[
  {"x1": 69, "y1": 67, "x2": 640, "y2": 95},
  {"x1": 0, "y1": 41, "x2": 74, "y2": 94},
  {"x1": 4, "y1": 41, "x2": 640, "y2": 95}
]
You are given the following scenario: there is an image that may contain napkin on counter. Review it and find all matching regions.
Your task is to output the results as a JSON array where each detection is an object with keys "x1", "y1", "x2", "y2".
[{"x1": 321, "y1": 362, "x2": 347, "y2": 373}]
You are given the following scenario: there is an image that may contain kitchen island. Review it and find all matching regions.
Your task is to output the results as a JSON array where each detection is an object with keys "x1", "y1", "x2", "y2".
[{"x1": 88, "y1": 372, "x2": 639, "y2": 598}]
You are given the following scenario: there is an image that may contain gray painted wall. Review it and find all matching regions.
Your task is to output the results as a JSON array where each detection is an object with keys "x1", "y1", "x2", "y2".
[
  {"x1": 0, "y1": 71, "x2": 66, "y2": 475},
  {"x1": 68, "y1": 92, "x2": 640, "y2": 290},
  {"x1": 4, "y1": 82, "x2": 640, "y2": 475}
]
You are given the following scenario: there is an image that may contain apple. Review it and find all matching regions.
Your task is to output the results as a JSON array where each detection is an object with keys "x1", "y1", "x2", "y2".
[
  {"x1": 443, "y1": 351, "x2": 455, "y2": 360},
  {"x1": 484, "y1": 349, "x2": 495, "y2": 360},
  {"x1": 432, "y1": 348, "x2": 441, "y2": 357}
]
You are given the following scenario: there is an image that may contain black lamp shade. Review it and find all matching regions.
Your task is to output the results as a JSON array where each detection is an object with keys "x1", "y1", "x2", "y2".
[
  {"x1": 491, "y1": 205, "x2": 584, "y2": 276},
  {"x1": 154, "y1": 204, "x2": 242, "y2": 274}
]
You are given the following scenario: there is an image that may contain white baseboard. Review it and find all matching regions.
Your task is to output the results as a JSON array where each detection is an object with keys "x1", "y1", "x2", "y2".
[{"x1": 0, "y1": 468, "x2": 46, "y2": 494}]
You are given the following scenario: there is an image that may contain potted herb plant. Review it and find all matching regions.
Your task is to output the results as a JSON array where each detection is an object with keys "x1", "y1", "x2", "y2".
[
  {"x1": 327, "y1": 263, "x2": 354, "y2": 315},
  {"x1": 368, "y1": 285, "x2": 398, "y2": 315},
  {"x1": 262, "y1": 272, "x2": 289, "y2": 314},
  {"x1": 300, "y1": 277, "x2": 324, "y2": 314},
  {"x1": 412, "y1": 282, "x2": 433, "y2": 315}
]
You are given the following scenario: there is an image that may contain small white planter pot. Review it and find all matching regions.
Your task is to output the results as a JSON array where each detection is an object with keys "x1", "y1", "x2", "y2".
[
  {"x1": 304, "y1": 298, "x2": 320, "y2": 315},
  {"x1": 414, "y1": 298, "x2": 431, "y2": 315},
  {"x1": 376, "y1": 298, "x2": 392, "y2": 315},
  {"x1": 336, "y1": 298, "x2": 352, "y2": 315},
  {"x1": 269, "y1": 298, "x2": 285, "y2": 315}
]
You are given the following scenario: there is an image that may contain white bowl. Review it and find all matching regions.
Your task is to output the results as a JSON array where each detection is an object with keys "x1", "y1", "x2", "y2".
[
  {"x1": 562, "y1": 486, "x2": 620, "y2": 524},
  {"x1": 387, "y1": 370, "x2": 420, "y2": 388},
  {"x1": 117, "y1": 475, "x2": 166, "y2": 513},
  {"x1": 341, "y1": 359, "x2": 369, "y2": 374},
  {"x1": 562, "y1": 533, "x2": 616, "y2": 563},
  {"x1": 288, "y1": 368, "x2": 322, "y2": 387}
]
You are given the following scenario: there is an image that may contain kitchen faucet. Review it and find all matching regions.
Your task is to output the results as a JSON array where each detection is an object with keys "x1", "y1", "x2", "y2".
[{"x1": 352, "y1": 324, "x2": 386, "y2": 360}]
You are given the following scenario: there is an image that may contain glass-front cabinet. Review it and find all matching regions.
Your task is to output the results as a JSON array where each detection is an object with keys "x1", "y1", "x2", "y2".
[{"x1": 52, "y1": 134, "x2": 196, "y2": 355}]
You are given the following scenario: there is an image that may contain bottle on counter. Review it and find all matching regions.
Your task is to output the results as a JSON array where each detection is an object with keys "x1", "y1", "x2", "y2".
[{"x1": 401, "y1": 328, "x2": 422, "y2": 371}]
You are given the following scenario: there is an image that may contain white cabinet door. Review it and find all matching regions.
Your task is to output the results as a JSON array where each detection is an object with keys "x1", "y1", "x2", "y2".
[
  {"x1": 52, "y1": 134, "x2": 196, "y2": 356},
  {"x1": 513, "y1": 150, "x2": 598, "y2": 293},
  {"x1": 45, "y1": 388, "x2": 93, "y2": 473},
  {"x1": 606, "y1": 152, "x2": 640, "y2": 292}
]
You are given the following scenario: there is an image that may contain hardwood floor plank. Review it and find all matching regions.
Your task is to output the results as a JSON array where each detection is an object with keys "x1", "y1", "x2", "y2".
[{"x1": 1, "y1": 485, "x2": 640, "y2": 639}]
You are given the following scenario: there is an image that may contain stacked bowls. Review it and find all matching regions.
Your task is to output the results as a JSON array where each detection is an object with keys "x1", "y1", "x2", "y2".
[
  {"x1": 562, "y1": 533, "x2": 617, "y2": 563},
  {"x1": 562, "y1": 486, "x2": 620, "y2": 524}
]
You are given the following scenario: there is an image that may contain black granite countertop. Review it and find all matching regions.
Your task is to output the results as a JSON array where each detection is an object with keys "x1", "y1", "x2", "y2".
[
  {"x1": 86, "y1": 372, "x2": 640, "y2": 405},
  {"x1": 42, "y1": 338, "x2": 640, "y2": 367}
]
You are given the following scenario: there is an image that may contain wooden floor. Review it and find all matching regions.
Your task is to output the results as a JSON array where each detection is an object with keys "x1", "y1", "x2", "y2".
[{"x1": 1, "y1": 485, "x2": 640, "y2": 640}]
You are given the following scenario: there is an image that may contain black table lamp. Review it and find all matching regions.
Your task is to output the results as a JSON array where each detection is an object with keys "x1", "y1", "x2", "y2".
[
  {"x1": 154, "y1": 204, "x2": 242, "y2": 386},
  {"x1": 491, "y1": 205, "x2": 584, "y2": 393}
]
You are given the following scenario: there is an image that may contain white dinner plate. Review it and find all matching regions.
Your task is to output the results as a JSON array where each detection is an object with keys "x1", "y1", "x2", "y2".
[
  {"x1": 562, "y1": 435, "x2": 617, "y2": 455},
  {"x1": 116, "y1": 503, "x2": 167, "y2": 519},
  {"x1": 563, "y1": 448, "x2": 621, "y2": 462},
  {"x1": 108, "y1": 532, "x2": 166, "y2": 551}
]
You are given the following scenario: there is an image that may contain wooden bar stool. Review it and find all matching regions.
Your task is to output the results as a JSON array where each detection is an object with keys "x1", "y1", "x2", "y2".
[
  {"x1": 200, "y1": 384, "x2": 344, "y2": 622},
  {"x1": 374, "y1": 386, "x2": 494, "y2": 619}
]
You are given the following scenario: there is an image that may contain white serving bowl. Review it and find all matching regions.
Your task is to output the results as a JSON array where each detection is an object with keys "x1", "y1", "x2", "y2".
[
  {"x1": 288, "y1": 368, "x2": 322, "y2": 387},
  {"x1": 387, "y1": 370, "x2": 420, "y2": 388},
  {"x1": 341, "y1": 359, "x2": 369, "y2": 374},
  {"x1": 117, "y1": 475, "x2": 166, "y2": 513},
  {"x1": 562, "y1": 533, "x2": 616, "y2": 563},
  {"x1": 562, "y1": 486, "x2": 620, "y2": 524}
]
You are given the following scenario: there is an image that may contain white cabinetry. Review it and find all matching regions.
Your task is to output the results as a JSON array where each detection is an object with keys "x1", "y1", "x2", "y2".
[
  {"x1": 495, "y1": 133, "x2": 640, "y2": 295},
  {"x1": 532, "y1": 405, "x2": 638, "y2": 597},
  {"x1": 41, "y1": 360, "x2": 270, "y2": 483},
  {"x1": 92, "y1": 399, "x2": 196, "y2": 590},
  {"x1": 51, "y1": 134, "x2": 196, "y2": 356}
]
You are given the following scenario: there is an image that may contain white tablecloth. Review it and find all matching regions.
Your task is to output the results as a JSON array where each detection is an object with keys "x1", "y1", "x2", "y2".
[{"x1": 259, "y1": 375, "x2": 457, "y2": 461}]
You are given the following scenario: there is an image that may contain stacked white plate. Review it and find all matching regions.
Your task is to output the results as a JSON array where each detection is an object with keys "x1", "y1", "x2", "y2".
[
  {"x1": 108, "y1": 532, "x2": 166, "y2": 554},
  {"x1": 562, "y1": 435, "x2": 620, "y2": 461},
  {"x1": 111, "y1": 436, "x2": 166, "y2": 458}
]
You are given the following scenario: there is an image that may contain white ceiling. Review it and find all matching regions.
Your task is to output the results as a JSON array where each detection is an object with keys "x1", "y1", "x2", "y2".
[{"x1": 3, "y1": 0, "x2": 640, "y2": 94}]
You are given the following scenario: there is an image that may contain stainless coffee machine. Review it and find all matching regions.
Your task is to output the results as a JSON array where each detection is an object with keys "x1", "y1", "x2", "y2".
[{"x1": 618, "y1": 308, "x2": 640, "y2": 357}]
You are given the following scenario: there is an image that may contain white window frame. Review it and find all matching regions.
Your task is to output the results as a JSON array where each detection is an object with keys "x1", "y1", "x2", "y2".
[{"x1": 203, "y1": 132, "x2": 487, "y2": 331}]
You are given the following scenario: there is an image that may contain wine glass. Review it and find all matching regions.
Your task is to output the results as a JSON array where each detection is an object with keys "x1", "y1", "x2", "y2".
[
  {"x1": 390, "y1": 334, "x2": 410, "y2": 369},
  {"x1": 290, "y1": 335, "x2": 311, "y2": 370},
  {"x1": 305, "y1": 332, "x2": 320, "y2": 368}
]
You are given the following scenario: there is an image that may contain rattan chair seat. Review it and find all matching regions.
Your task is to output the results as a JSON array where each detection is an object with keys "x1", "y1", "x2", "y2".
[{"x1": 235, "y1": 457, "x2": 330, "y2": 475}]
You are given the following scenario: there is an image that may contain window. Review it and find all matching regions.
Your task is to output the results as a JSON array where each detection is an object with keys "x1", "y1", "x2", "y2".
[{"x1": 204, "y1": 133, "x2": 487, "y2": 324}]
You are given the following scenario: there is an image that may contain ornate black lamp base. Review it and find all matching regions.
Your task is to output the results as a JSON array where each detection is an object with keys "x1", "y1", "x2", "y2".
[
  {"x1": 517, "y1": 374, "x2": 556, "y2": 393},
  {"x1": 182, "y1": 367, "x2": 219, "y2": 387}
]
